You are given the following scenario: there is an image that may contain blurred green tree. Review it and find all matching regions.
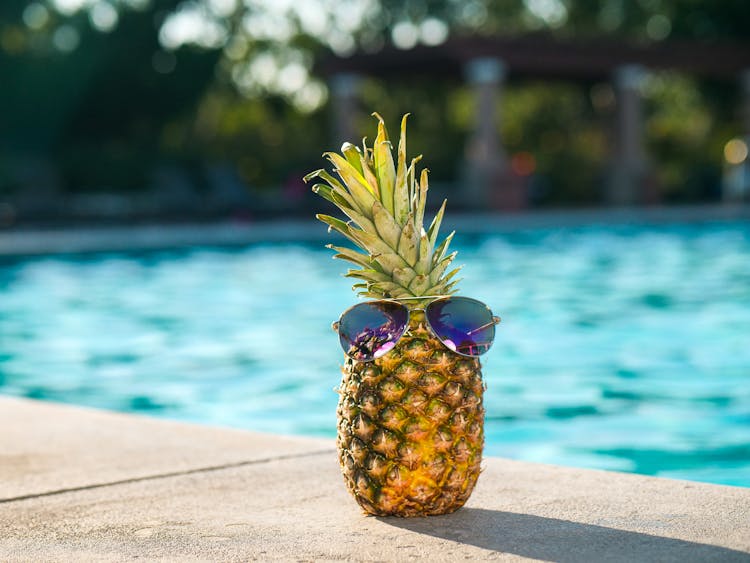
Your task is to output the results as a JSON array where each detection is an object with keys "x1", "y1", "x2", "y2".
[
  {"x1": 0, "y1": 0, "x2": 747, "y2": 209},
  {"x1": 1, "y1": 0, "x2": 219, "y2": 193}
]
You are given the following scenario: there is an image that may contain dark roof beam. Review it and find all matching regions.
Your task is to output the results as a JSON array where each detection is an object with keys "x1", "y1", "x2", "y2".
[{"x1": 321, "y1": 35, "x2": 750, "y2": 82}]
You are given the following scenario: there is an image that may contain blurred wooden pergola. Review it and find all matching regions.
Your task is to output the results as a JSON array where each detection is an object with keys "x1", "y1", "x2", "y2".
[{"x1": 322, "y1": 35, "x2": 750, "y2": 209}]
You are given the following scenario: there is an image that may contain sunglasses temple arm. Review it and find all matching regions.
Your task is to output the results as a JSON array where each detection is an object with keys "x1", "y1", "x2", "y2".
[{"x1": 466, "y1": 316, "x2": 501, "y2": 335}]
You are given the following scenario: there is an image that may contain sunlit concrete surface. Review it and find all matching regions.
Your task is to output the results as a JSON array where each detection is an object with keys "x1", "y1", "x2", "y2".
[
  {"x1": 1, "y1": 396, "x2": 748, "y2": 562},
  {"x1": 1, "y1": 204, "x2": 749, "y2": 257}
]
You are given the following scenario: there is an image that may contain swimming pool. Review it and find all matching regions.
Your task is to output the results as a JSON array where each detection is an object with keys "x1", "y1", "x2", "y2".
[{"x1": 1, "y1": 221, "x2": 748, "y2": 487}]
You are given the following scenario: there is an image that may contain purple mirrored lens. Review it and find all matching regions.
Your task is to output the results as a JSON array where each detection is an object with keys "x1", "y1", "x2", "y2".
[
  {"x1": 425, "y1": 297, "x2": 495, "y2": 357},
  {"x1": 338, "y1": 301, "x2": 409, "y2": 362}
]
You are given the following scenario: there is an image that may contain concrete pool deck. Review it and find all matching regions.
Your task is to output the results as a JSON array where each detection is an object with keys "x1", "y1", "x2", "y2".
[{"x1": 1, "y1": 397, "x2": 749, "y2": 562}]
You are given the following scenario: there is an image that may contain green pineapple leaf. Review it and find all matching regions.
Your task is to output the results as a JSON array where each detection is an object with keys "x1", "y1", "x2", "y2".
[
  {"x1": 371, "y1": 201, "x2": 401, "y2": 251},
  {"x1": 393, "y1": 114, "x2": 410, "y2": 227},
  {"x1": 372, "y1": 114, "x2": 396, "y2": 215},
  {"x1": 397, "y1": 215, "x2": 419, "y2": 266},
  {"x1": 414, "y1": 168, "x2": 429, "y2": 237},
  {"x1": 327, "y1": 244, "x2": 379, "y2": 270},
  {"x1": 426, "y1": 199, "x2": 447, "y2": 249},
  {"x1": 324, "y1": 152, "x2": 378, "y2": 216},
  {"x1": 341, "y1": 142, "x2": 364, "y2": 177}
]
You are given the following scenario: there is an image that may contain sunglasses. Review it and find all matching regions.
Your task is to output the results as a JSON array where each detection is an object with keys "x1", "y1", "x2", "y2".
[{"x1": 332, "y1": 295, "x2": 500, "y2": 362}]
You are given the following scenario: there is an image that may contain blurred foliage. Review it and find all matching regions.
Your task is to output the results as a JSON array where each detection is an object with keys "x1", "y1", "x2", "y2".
[
  {"x1": 189, "y1": 90, "x2": 328, "y2": 190},
  {"x1": 374, "y1": 0, "x2": 750, "y2": 41},
  {"x1": 0, "y1": 0, "x2": 218, "y2": 193},
  {"x1": 644, "y1": 73, "x2": 725, "y2": 202},
  {"x1": 0, "y1": 0, "x2": 748, "y2": 210},
  {"x1": 500, "y1": 82, "x2": 609, "y2": 206},
  {"x1": 358, "y1": 76, "x2": 466, "y2": 183}
]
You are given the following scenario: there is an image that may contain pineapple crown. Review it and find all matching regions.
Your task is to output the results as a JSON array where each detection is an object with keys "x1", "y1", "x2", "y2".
[{"x1": 305, "y1": 113, "x2": 461, "y2": 299}]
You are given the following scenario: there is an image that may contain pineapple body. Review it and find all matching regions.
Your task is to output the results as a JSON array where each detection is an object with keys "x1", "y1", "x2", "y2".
[
  {"x1": 337, "y1": 311, "x2": 485, "y2": 516},
  {"x1": 308, "y1": 113, "x2": 491, "y2": 516}
]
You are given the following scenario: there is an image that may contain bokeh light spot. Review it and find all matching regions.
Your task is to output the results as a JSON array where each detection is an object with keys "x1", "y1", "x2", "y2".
[
  {"x1": 51, "y1": 0, "x2": 88, "y2": 16},
  {"x1": 460, "y1": 1, "x2": 488, "y2": 27},
  {"x1": 420, "y1": 18, "x2": 448, "y2": 46},
  {"x1": 328, "y1": 30, "x2": 356, "y2": 56},
  {"x1": 511, "y1": 152, "x2": 537, "y2": 176},
  {"x1": 392, "y1": 21, "x2": 418, "y2": 50},
  {"x1": 292, "y1": 81, "x2": 328, "y2": 113},
  {"x1": 224, "y1": 35, "x2": 248, "y2": 61},
  {"x1": 206, "y1": 0, "x2": 237, "y2": 18},
  {"x1": 646, "y1": 14, "x2": 671, "y2": 40},
  {"x1": 524, "y1": 0, "x2": 568, "y2": 27},
  {"x1": 159, "y1": 4, "x2": 227, "y2": 50},
  {"x1": 53, "y1": 25, "x2": 80, "y2": 52},
  {"x1": 0, "y1": 28, "x2": 26, "y2": 54},
  {"x1": 90, "y1": 2, "x2": 119, "y2": 32},
  {"x1": 277, "y1": 62, "x2": 308, "y2": 94},
  {"x1": 23, "y1": 3, "x2": 50, "y2": 30},
  {"x1": 724, "y1": 138, "x2": 748, "y2": 165}
]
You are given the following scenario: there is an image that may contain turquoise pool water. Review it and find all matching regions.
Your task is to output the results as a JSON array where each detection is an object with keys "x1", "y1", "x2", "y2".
[{"x1": 1, "y1": 222, "x2": 749, "y2": 487}]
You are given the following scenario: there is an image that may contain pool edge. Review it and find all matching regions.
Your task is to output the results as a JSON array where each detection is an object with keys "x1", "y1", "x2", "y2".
[{"x1": 1, "y1": 395, "x2": 748, "y2": 561}]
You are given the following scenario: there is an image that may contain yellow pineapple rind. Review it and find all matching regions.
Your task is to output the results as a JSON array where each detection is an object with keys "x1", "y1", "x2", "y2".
[{"x1": 336, "y1": 313, "x2": 485, "y2": 517}]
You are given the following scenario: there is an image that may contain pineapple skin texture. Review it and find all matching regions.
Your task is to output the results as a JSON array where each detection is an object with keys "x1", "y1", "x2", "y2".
[{"x1": 336, "y1": 311, "x2": 485, "y2": 517}]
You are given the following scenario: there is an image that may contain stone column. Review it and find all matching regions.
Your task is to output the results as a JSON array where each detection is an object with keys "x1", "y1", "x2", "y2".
[
  {"x1": 608, "y1": 64, "x2": 649, "y2": 205},
  {"x1": 330, "y1": 73, "x2": 361, "y2": 146},
  {"x1": 462, "y1": 57, "x2": 509, "y2": 209}
]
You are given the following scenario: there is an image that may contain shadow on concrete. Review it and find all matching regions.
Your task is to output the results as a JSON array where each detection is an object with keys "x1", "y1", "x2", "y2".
[{"x1": 379, "y1": 508, "x2": 750, "y2": 562}]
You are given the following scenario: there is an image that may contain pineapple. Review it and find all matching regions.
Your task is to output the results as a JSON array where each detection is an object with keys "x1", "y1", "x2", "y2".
[{"x1": 305, "y1": 113, "x2": 485, "y2": 517}]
